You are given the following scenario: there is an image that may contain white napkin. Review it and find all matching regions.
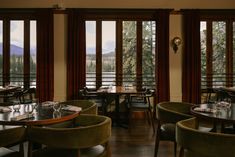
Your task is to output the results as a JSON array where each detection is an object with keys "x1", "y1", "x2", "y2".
[
  {"x1": 10, "y1": 113, "x2": 34, "y2": 121},
  {"x1": 41, "y1": 101, "x2": 58, "y2": 107},
  {"x1": 194, "y1": 107, "x2": 216, "y2": 113},
  {"x1": 0, "y1": 106, "x2": 12, "y2": 113},
  {"x1": 62, "y1": 105, "x2": 82, "y2": 112}
]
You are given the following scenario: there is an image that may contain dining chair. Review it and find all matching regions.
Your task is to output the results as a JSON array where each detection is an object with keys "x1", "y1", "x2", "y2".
[
  {"x1": 0, "y1": 125, "x2": 26, "y2": 157},
  {"x1": 154, "y1": 101, "x2": 193, "y2": 157},
  {"x1": 176, "y1": 117, "x2": 235, "y2": 157},
  {"x1": 128, "y1": 89, "x2": 155, "y2": 134},
  {"x1": 80, "y1": 87, "x2": 115, "y2": 116},
  {"x1": 21, "y1": 87, "x2": 37, "y2": 104},
  {"x1": 3, "y1": 90, "x2": 24, "y2": 104},
  {"x1": 27, "y1": 114, "x2": 112, "y2": 157}
]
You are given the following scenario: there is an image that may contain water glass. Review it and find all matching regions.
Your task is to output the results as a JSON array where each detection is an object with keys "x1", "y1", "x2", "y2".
[
  {"x1": 53, "y1": 102, "x2": 61, "y2": 111},
  {"x1": 13, "y1": 101, "x2": 21, "y2": 112}
]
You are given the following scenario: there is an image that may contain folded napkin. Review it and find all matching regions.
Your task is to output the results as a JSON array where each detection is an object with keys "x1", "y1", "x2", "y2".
[
  {"x1": 0, "y1": 106, "x2": 12, "y2": 113},
  {"x1": 41, "y1": 101, "x2": 58, "y2": 107},
  {"x1": 10, "y1": 113, "x2": 34, "y2": 121},
  {"x1": 193, "y1": 107, "x2": 216, "y2": 113},
  {"x1": 62, "y1": 105, "x2": 82, "y2": 112}
]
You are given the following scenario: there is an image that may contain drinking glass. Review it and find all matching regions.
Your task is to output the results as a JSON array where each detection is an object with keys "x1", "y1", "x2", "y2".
[
  {"x1": 13, "y1": 100, "x2": 21, "y2": 112},
  {"x1": 53, "y1": 102, "x2": 61, "y2": 111}
]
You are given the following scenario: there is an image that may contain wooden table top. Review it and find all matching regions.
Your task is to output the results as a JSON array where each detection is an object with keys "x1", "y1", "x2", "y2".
[{"x1": 0, "y1": 103, "x2": 79, "y2": 126}]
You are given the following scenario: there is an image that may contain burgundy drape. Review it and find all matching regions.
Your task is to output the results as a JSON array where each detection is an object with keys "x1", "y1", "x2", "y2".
[
  {"x1": 156, "y1": 10, "x2": 171, "y2": 103},
  {"x1": 67, "y1": 9, "x2": 86, "y2": 100},
  {"x1": 182, "y1": 10, "x2": 201, "y2": 104},
  {"x1": 36, "y1": 9, "x2": 54, "y2": 102}
]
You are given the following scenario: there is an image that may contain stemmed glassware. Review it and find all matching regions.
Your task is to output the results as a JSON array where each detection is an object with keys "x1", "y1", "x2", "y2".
[{"x1": 12, "y1": 100, "x2": 21, "y2": 112}]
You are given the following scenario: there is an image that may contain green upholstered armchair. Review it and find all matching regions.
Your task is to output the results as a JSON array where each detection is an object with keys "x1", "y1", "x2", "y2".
[
  {"x1": 154, "y1": 101, "x2": 193, "y2": 157},
  {"x1": 60, "y1": 100, "x2": 98, "y2": 115},
  {"x1": 176, "y1": 117, "x2": 235, "y2": 157},
  {"x1": 27, "y1": 114, "x2": 112, "y2": 157},
  {"x1": 0, "y1": 125, "x2": 26, "y2": 157}
]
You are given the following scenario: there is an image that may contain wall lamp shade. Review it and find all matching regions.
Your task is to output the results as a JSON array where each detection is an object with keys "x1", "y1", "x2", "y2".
[{"x1": 172, "y1": 37, "x2": 182, "y2": 53}]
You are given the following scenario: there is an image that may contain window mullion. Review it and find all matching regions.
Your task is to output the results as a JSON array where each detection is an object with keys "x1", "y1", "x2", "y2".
[
  {"x1": 96, "y1": 20, "x2": 102, "y2": 89},
  {"x1": 116, "y1": 20, "x2": 123, "y2": 86},
  {"x1": 206, "y1": 21, "x2": 213, "y2": 88},
  {"x1": 3, "y1": 19, "x2": 10, "y2": 86},
  {"x1": 226, "y1": 19, "x2": 233, "y2": 87},
  {"x1": 24, "y1": 19, "x2": 30, "y2": 89},
  {"x1": 136, "y1": 21, "x2": 142, "y2": 90}
]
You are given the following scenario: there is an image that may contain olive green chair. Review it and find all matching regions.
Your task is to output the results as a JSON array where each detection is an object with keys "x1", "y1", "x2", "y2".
[
  {"x1": 0, "y1": 125, "x2": 26, "y2": 157},
  {"x1": 176, "y1": 117, "x2": 235, "y2": 157},
  {"x1": 154, "y1": 101, "x2": 193, "y2": 157},
  {"x1": 60, "y1": 100, "x2": 98, "y2": 115},
  {"x1": 27, "y1": 114, "x2": 112, "y2": 157}
]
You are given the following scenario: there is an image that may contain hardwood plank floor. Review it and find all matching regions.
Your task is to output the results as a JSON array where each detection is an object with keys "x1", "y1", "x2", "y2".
[{"x1": 110, "y1": 119, "x2": 175, "y2": 157}]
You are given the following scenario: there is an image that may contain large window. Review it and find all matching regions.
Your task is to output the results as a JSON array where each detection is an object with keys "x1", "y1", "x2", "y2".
[
  {"x1": 0, "y1": 16, "x2": 36, "y2": 88},
  {"x1": 201, "y1": 16, "x2": 235, "y2": 90},
  {"x1": 85, "y1": 17, "x2": 156, "y2": 89}
]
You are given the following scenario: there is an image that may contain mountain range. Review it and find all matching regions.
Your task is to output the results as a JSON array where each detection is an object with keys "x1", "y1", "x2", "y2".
[{"x1": 0, "y1": 43, "x2": 36, "y2": 55}]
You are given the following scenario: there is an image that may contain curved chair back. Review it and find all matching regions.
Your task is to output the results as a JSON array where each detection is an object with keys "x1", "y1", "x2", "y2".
[
  {"x1": 157, "y1": 101, "x2": 193, "y2": 124},
  {"x1": 0, "y1": 125, "x2": 26, "y2": 157},
  {"x1": 155, "y1": 101, "x2": 193, "y2": 157},
  {"x1": 176, "y1": 117, "x2": 235, "y2": 157},
  {"x1": 60, "y1": 100, "x2": 97, "y2": 115},
  {"x1": 27, "y1": 114, "x2": 112, "y2": 157},
  {"x1": 21, "y1": 87, "x2": 36, "y2": 104}
]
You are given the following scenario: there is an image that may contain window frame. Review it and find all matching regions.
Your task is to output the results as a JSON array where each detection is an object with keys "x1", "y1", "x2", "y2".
[
  {"x1": 200, "y1": 12, "x2": 235, "y2": 90},
  {"x1": 81, "y1": 9, "x2": 158, "y2": 89},
  {"x1": 0, "y1": 11, "x2": 36, "y2": 88}
]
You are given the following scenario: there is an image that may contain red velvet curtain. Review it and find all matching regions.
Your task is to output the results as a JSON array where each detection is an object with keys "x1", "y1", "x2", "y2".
[
  {"x1": 182, "y1": 10, "x2": 201, "y2": 104},
  {"x1": 156, "y1": 10, "x2": 171, "y2": 103},
  {"x1": 67, "y1": 9, "x2": 86, "y2": 100},
  {"x1": 36, "y1": 9, "x2": 54, "y2": 102}
]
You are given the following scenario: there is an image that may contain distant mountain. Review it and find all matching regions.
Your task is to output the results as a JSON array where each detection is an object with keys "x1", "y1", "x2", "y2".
[
  {"x1": 0, "y1": 43, "x2": 36, "y2": 55},
  {"x1": 87, "y1": 51, "x2": 115, "y2": 57}
]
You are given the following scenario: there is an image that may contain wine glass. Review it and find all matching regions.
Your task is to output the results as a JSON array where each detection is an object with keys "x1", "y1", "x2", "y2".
[
  {"x1": 13, "y1": 100, "x2": 21, "y2": 112},
  {"x1": 53, "y1": 102, "x2": 61, "y2": 111}
]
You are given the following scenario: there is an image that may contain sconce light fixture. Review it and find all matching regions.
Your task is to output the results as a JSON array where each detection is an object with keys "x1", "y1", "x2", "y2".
[{"x1": 172, "y1": 37, "x2": 182, "y2": 53}]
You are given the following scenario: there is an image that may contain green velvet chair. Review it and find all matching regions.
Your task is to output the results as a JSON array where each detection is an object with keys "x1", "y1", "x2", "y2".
[
  {"x1": 154, "y1": 101, "x2": 193, "y2": 157},
  {"x1": 0, "y1": 125, "x2": 26, "y2": 157},
  {"x1": 60, "y1": 100, "x2": 98, "y2": 115},
  {"x1": 27, "y1": 114, "x2": 112, "y2": 157},
  {"x1": 176, "y1": 117, "x2": 235, "y2": 157}
]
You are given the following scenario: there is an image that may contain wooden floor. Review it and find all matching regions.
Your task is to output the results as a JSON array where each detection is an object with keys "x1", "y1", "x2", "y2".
[{"x1": 110, "y1": 119, "x2": 175, "y2": 157}]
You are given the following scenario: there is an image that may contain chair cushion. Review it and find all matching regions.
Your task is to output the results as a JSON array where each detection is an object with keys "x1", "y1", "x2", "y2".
[
  {"x1": 32, "y1": 145, "x2": 106, "y2": 157},
  {"x1": 160, "y1": 123, "x2": 176, "y2": 141},
  {"x1": 0, "y1": 147, "x2": 19, "y2": 157}
]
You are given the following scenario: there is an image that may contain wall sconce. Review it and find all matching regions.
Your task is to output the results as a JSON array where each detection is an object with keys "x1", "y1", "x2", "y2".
[{"x1": 172, "y1": 37, "x2": 182, "y2": 53}]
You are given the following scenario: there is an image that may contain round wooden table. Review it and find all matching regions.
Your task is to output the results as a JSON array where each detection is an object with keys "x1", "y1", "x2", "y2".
[
  {"x1": 191, "y1": 103, "x2": 235, "y2": 132},
  {"x1": 0, "y1": 103, "x2": 80, "y2": 126}
]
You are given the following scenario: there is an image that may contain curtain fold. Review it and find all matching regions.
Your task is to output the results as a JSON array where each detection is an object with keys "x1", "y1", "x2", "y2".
[
  {"x1": 156, "y1": 10, "x2": 171, "y2": 103},
  {"x1": 36, "y1": 9, "x2": 54, "y2": 102},
  {"x1": 182, "y1": 10, "x2": 201, "y2": 104},
  {"x1": 67, "y1": 9, "x2": 86, "y2": 100}
]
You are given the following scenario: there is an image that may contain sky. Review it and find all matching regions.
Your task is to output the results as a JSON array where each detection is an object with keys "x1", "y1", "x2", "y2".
[
  {"x1": 0, "y1": 20, "x2": 37, "y2": 49},
  {"x1": 86, "y1": 21, "x2": 116, "y2": 54}
]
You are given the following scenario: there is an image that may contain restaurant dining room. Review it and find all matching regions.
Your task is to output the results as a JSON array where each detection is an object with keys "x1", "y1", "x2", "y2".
[{"x1": 0, "y1": 0, "x2": 235, "y2": 157}]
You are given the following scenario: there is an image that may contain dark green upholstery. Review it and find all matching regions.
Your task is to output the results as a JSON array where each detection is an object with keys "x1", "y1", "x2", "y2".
[
  {"x1": 27, "y1": 114, "x2": 112, "y2": 157},
  {"x1": 176, "y1": 117, "x2": 235, "y2": 157},
  {"x1": 60, "y1": 100, "x2": 98, "y2": 115},
  {"x1": 154, "y1": 101, "x2": 193, "y2": 157},
  {"x1": 0, "y1": 125, "x2": 26, "y2": 157}
]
